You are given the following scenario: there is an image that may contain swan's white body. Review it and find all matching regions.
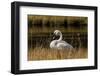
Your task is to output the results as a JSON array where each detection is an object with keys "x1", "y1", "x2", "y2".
[{"x1": 50, "y1": 30, "x2": 73, "y2": 50}]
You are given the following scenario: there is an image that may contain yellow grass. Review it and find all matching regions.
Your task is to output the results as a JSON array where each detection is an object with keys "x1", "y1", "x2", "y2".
[{"x1": 28, "y1": 47, "x2": 87, "y2": 61}]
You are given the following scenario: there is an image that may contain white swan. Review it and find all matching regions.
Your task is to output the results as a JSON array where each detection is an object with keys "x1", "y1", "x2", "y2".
[{"x1": 50, "y1": 30, "x2": 73, "y2": 50}]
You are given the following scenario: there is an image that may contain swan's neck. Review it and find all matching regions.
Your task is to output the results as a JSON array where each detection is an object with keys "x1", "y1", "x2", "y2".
[{"x1": 58, "y1": 32, "x2": 62, "y2": 41}]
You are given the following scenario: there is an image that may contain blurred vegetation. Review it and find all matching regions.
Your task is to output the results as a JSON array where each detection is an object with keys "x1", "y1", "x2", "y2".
[
  {"x1": 28, "y1": 15, "x2": 88, "y2": 33},
  {"x1": 28, "y1": 48, "x2": 87, "y2": 61}
]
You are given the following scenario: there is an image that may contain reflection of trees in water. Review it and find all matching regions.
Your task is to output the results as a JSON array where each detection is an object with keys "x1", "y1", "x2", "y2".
[{"x1": 28, "y1": 15, "x2": 87, "y2": 33}]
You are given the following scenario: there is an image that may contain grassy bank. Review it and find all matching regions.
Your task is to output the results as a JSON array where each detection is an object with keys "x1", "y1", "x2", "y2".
[{"x1": 28, "y1": 48, "x2": 87, "y2": 61}]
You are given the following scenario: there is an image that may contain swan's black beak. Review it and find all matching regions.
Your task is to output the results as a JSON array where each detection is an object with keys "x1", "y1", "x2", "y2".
[
  {"x1": 52, "y1": 34, "x2": 60, "y2": 40},
  {"x1": 53, "y1": 34, "x2": 56, "y2": 40}
]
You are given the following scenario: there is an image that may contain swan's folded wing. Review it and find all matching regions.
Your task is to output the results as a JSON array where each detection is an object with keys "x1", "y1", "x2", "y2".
[{"x1": 57, "y1": 41, "x2": 73, "y2": 49}]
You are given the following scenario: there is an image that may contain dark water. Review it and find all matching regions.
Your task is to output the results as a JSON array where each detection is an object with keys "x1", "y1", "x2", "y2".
[{"x1": 28, "y1": 32, "x2": 87, "y2": 50}]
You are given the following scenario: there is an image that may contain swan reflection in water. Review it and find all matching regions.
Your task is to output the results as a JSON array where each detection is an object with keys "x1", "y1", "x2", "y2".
[{"x1": 50, "y1": 30, "x2": 73, "y2": 50}]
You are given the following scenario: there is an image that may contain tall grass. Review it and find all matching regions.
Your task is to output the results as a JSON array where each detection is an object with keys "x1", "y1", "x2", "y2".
[{"x1": 28, "y1": 47, "x2": 87, "y2": 61}]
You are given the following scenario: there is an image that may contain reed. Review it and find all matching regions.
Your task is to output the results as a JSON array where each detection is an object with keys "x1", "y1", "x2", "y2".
[{"x1": 28, "y1": 47, "x2": 87, "y2": 61}]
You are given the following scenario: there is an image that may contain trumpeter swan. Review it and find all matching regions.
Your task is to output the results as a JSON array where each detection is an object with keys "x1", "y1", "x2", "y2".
[{"x1": 50, "y1": 30, "x2": 73, "y2": 50}]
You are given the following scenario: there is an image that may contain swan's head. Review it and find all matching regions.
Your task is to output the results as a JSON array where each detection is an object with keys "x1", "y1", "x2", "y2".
[
  {"x1": 52, "y1": 30, "x2": 62, "y2": 40},
  {"x1": 54, "y1": 30, "x2": 62, "y2": 36}
]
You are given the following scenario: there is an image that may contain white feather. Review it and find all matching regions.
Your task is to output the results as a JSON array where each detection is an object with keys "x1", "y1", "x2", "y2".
[{"x1": 50, "y1": 30, "x2": 73, "y2": 50}]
